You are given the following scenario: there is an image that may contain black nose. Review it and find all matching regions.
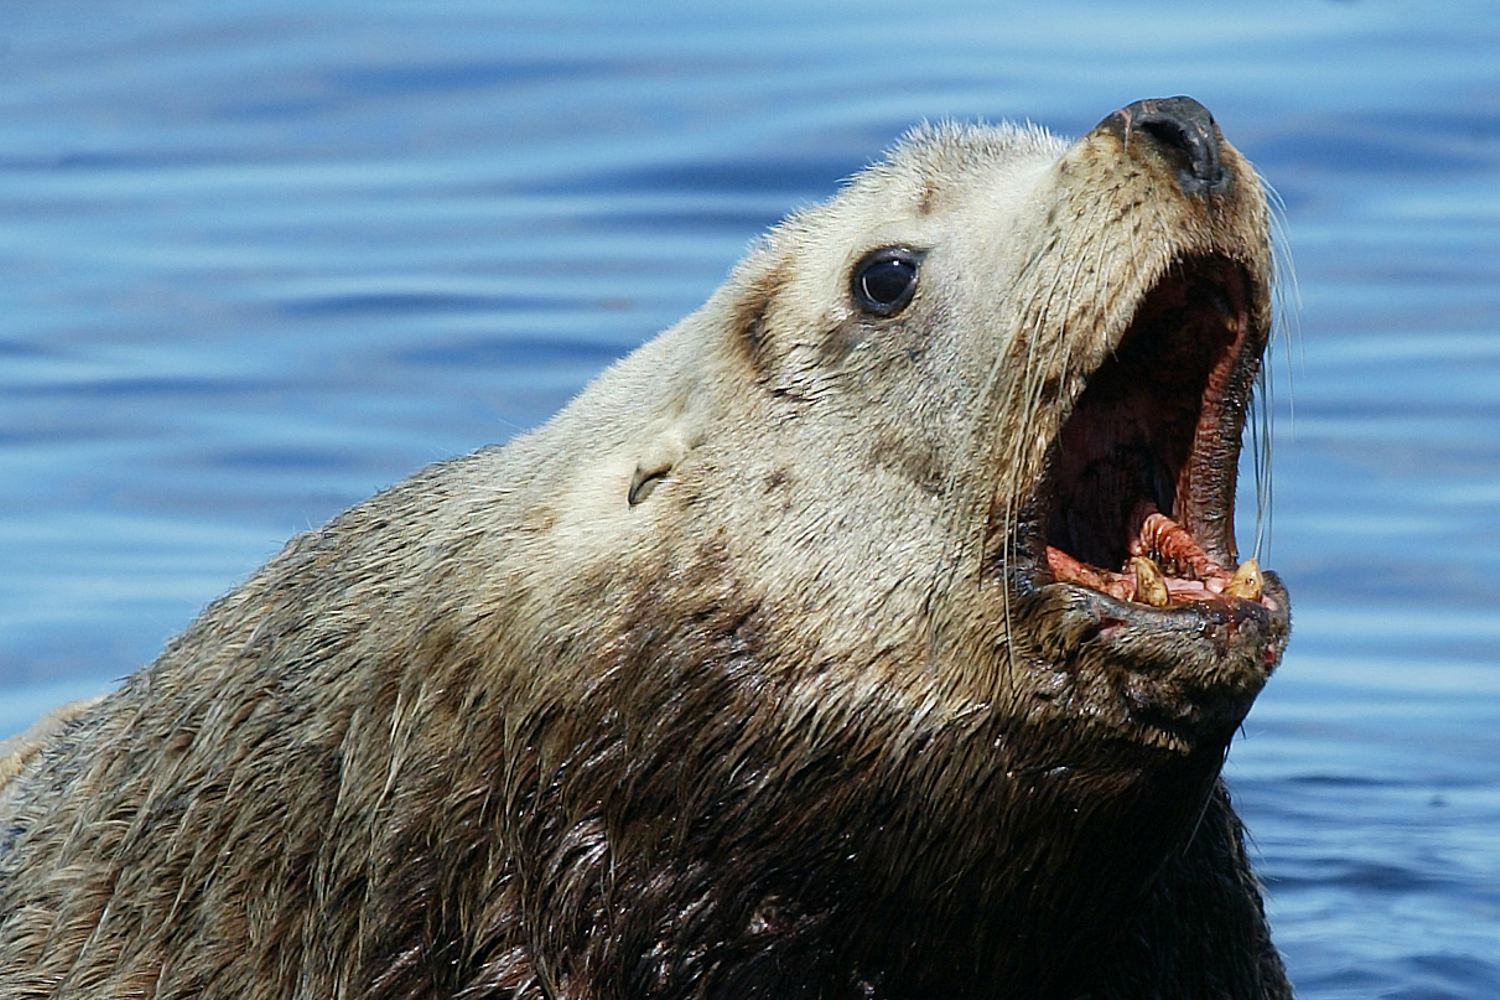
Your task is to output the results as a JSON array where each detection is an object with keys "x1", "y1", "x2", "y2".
[{"x1": 1103, "y1": 96, "x2": 1229, "y2": 196}]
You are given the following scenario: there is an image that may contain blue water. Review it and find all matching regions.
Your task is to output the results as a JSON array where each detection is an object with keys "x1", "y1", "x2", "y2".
[{"x1": 3, "y1": 3, "x2": 1497, "y2": 995}]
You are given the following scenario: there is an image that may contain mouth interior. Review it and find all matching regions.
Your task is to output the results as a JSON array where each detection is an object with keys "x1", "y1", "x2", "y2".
[{"x1": 1039, "y1": 257, "x2": 1266, "y2": 608}]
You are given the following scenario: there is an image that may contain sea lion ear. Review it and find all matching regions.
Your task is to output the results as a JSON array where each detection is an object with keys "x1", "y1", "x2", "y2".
[
  {"x1": 627, "y1": 422, "x2": 700, "y2": 506},
  {"x1": 627, "y1": 462, "x2": 669, "y2": 506}
]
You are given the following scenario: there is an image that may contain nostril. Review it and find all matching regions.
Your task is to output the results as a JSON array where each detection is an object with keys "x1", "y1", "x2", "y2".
[
  {"x1": 1138, "y1": 118, "x2": 1192, "y2": 160},
  {"x1": 1104, "y1": 96, "x2": 1231, "y2": 197},
  {"x1": 1138, "y1": 112, "x2": 1225, "y2": 195}
]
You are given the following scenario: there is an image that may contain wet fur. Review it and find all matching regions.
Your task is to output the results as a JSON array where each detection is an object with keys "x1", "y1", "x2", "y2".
[{"x1": 0, "y1": 119, "x2": 1289, "y2": 998}]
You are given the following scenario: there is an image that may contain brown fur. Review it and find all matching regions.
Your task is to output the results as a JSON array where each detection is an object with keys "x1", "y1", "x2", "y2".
[{"x1": 0, "y1": 106, "x2": 1290, "y2": 998}]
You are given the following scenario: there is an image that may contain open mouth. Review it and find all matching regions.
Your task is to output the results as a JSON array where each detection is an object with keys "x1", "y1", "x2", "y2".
[{"x1": 1029, "y1": 255, "x2": 1277, "y2": 613}]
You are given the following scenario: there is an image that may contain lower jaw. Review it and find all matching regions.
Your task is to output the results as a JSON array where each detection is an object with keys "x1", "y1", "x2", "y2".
[{"x1": 1003, "y1": 566, "x2": 1289, "y2": 747}]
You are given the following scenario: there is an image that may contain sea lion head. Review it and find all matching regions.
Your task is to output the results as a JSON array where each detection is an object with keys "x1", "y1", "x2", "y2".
[{"x1": 552, "y1": 95, "x2": 1286, "y2": 764}]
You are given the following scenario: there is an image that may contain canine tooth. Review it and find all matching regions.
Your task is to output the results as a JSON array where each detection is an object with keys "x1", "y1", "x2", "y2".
[
  {"x1": 1130, "y1": 556, "x2": 1170, "y2": 608},
  {"x1": 1224, "y1": 559, "x2": 1264, "y2": 601}
]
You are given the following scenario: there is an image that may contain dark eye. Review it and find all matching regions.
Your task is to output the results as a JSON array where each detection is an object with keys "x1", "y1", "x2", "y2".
[{"x1": 852, "y1": 247, "x2": 920, "y2": 316}]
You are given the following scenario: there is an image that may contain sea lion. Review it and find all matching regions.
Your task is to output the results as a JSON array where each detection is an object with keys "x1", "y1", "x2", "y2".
[{"x1": 0, "y1": 96, "x2": 1291, "y2": 998}]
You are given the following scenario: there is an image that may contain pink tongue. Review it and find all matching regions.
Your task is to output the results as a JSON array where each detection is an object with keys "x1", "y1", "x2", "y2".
[
  {"x1": 1126, "y1": 503, "x2": 1226, "y2": 582},
  {"x1": 1044, "y1": 503, "x2": 1236, "y2": 604}
]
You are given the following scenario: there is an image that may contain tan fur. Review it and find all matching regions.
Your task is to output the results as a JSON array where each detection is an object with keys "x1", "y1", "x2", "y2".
[
  {"x1": 0, "y1": 699, "x2": 98, "y2": 798},
  {"x1": 0, "y1": 110, "x2": 1288, "y2": 998}
]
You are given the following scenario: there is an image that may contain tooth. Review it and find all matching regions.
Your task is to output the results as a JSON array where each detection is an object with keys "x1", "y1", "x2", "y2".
[
  {"x1": 1130, "y1": 556, "x2": 1171, "y2": 608},
  {"x1": 1224, "y1": 559, "x2": 1264, "y2": 601}
]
